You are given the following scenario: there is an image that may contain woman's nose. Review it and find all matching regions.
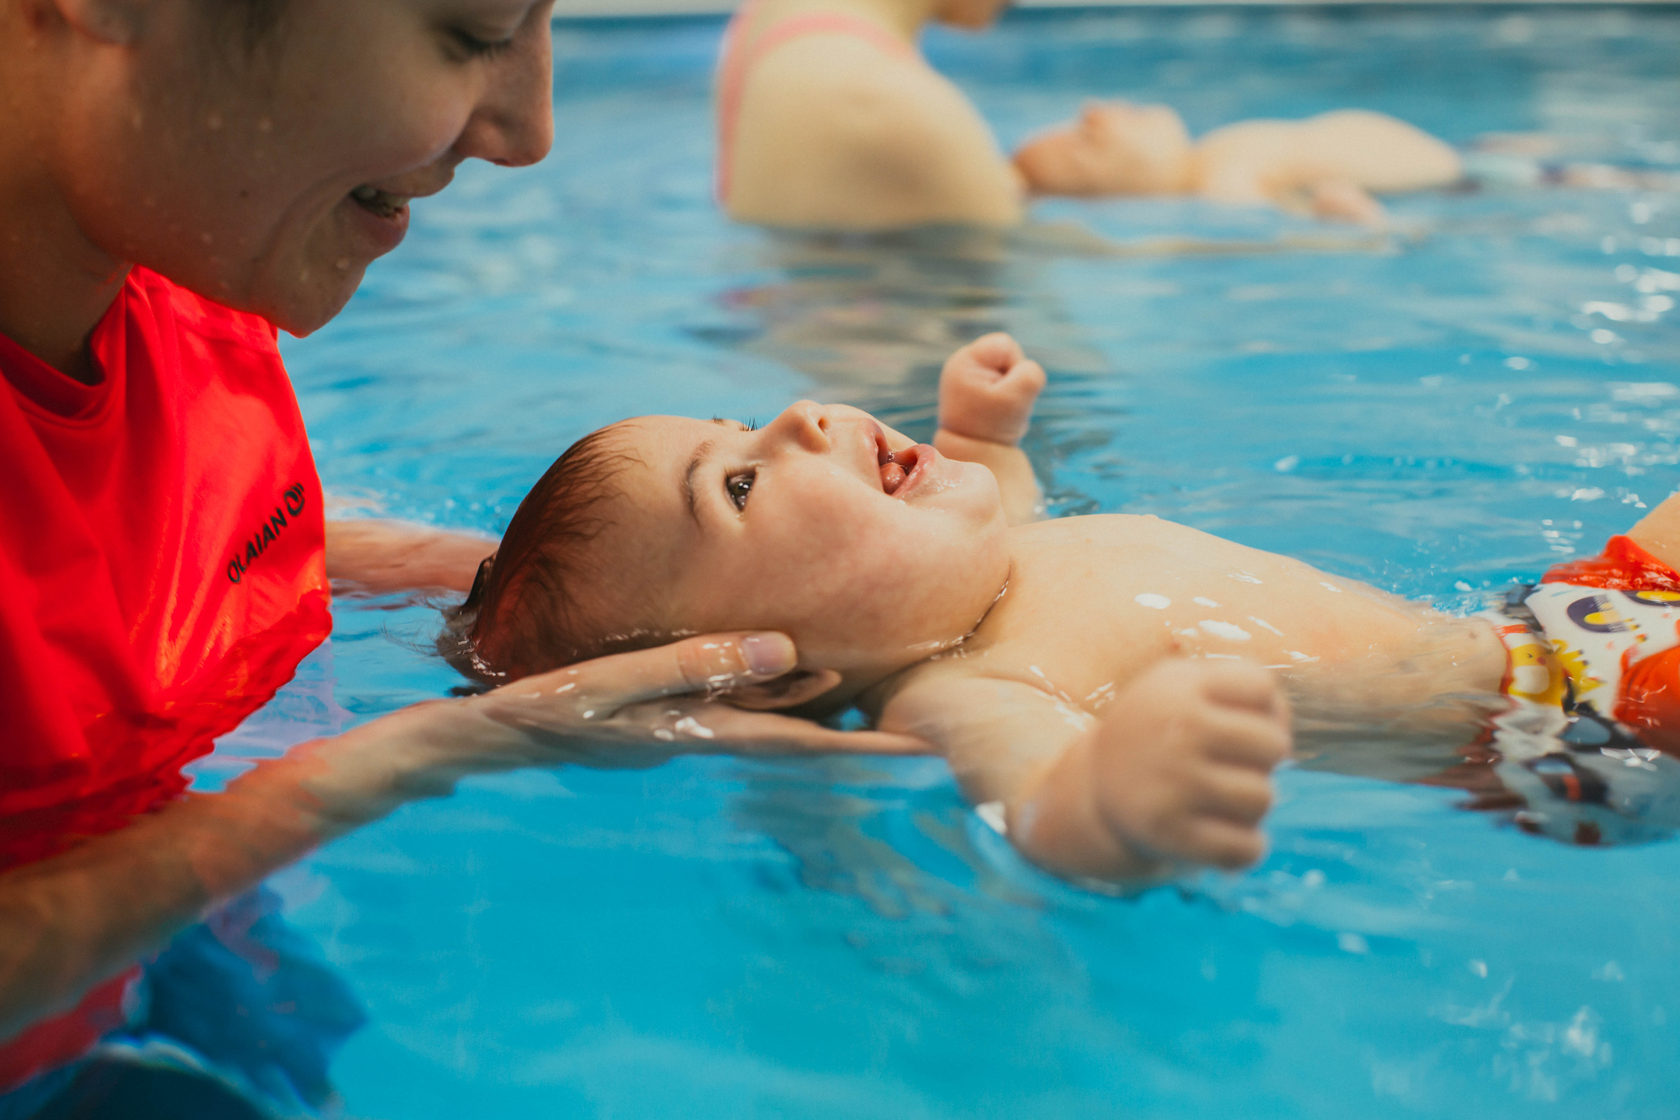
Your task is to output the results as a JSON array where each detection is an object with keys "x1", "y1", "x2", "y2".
[
  {"x1": 765, "y1": 401, "x2": 831, "y2": 452},
  {"x1": 455, "y1": 18, "x2": 555, "y2": 168}
]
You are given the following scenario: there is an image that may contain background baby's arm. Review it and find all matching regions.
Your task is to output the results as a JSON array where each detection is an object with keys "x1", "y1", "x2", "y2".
[
  {"x1": 934, "y1": 332, "x2": 1045, "y2": 524},
  {"x1": 879, "y1": 660, "x2": 1292, "y2": 882}
]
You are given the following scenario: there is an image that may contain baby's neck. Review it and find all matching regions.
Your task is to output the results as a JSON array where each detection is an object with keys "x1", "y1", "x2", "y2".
[{"x1": 846, "y1": 559, "x2": 1015, "y2": 716}]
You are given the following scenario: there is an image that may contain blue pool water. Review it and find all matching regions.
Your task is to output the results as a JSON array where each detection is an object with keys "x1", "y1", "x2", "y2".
[{"x1": 241, "y1": 6, "x2": 1680, "y2": 1116}]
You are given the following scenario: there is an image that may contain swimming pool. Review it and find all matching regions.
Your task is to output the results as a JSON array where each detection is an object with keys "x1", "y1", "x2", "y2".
[{"x1": 250, "y1": 5, "x2": 1680, "y2": 1116}]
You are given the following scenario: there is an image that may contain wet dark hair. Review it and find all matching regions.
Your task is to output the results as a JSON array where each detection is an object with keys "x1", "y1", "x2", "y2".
[{"x1": 441, "y1": 427, "x2": 648, "y2": 682}]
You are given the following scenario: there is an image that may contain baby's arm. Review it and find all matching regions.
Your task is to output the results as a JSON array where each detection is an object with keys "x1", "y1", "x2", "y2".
[
  {"x1": 934, "y1": 333, "x2": 1046, "y2": 525},
  {"x1": 880, "y1": 660, "x2": 1292, "y2": 882}
]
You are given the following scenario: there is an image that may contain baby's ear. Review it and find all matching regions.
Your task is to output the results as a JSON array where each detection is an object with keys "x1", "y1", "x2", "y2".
[{"x1": 726, "y1": 668, "x2": 843, "y2": 711}]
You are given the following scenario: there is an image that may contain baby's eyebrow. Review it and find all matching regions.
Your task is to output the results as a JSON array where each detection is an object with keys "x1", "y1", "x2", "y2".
[{"x1": 682, "y1": 439, "x2": 716, "y2": 528}]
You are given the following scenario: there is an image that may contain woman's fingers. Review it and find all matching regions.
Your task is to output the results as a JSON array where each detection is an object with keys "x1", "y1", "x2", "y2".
[
  {"x1": 468, "y1": 632, "x2": 932, "y2": 766},
  {"x1": 644, "y1": 704, "x2": 933, "y2": 757}
]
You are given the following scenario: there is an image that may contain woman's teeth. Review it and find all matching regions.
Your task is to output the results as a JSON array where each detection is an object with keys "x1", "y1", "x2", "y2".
[{"x1": 350, "y1": 185, "x2": 405, "y2": 219}]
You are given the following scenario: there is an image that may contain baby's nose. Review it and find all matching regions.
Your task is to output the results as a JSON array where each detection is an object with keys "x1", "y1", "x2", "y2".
[{"x1": 769, "y1": 400, "x2": 831, "y2": 451}]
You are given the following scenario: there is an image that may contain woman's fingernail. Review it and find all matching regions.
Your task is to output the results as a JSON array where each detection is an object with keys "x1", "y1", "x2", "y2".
[{"x1": 741, "y1": 633, "x2": 796, "y2": 676}]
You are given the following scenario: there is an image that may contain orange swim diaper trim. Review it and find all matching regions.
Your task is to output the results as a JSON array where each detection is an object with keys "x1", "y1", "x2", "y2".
[{"x1": 1540, "y1": 534, "x2": 1680, "y2": 592}]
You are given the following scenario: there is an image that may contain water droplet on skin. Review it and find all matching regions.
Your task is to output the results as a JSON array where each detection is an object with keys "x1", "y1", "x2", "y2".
[
  {"x1": 1229, "y1": 571, "x2": 1263, "y2": 585},
  {"x1": 673, "y1": 716, "x2": 715, "y2": 739},
  {"x1": 1135, "y1": 593, "x2": 1172, "y2": 610},
  {"x1": 552, "y1": 682, "x2": 576, "y2": 694},
  {"x1": 1249, "y1": 617, "x2": 1284, "y2": 636},
  {"x1": 1199, "y1": 620, "x2": 1252, "y2": 641},
  {"x1": 1194, "y1": 597, "x2": 1221, "y2": 608},
  {"x1": 1320, "y1": 581, "x2": 1343, "y2": 593}
]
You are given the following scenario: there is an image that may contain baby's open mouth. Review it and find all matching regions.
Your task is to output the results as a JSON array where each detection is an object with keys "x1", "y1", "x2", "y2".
[
  {"x1": 350, "y1": 184, "x2": 408, "y2": 220},
  {"x1": 879, "y1": 445, "x2": 921, "y2": 495}
]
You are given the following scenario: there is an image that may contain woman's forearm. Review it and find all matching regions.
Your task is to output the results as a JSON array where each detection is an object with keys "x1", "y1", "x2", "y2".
[{"x1": 0, "y1": 707, "x2": 456, "y2": 1043}]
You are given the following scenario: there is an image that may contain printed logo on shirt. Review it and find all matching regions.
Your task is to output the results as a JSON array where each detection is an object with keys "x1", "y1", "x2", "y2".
[{"x1": 226, "y1": 482, "x2": 308, "y2": 585}]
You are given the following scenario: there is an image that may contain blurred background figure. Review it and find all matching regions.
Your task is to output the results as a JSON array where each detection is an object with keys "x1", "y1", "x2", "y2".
[
  {"x1": 715, "y1": 0, "x2": 1030, "y2": 228},
  {"x1": 1013, "y1": 102, "x2": 1462, "y2": 225}
]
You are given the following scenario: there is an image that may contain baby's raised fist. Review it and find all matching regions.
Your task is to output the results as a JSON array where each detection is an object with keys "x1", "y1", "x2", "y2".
[{"x1": 938, "y1": 332, "x2": 1046, "y2": 446}]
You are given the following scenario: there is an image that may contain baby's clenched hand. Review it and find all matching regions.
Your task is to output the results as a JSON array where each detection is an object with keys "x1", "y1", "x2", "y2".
[
  {"x1": 938, "y1": 332, "x2": 1046, "y2": 446},
  {"x1": 1081, "y1": 660, "x2": 1290, "y2": 876}
]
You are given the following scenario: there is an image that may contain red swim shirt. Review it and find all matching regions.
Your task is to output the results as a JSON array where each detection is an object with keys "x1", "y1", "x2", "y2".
[
  {"x1": 0, "y1": 267, "x2": 330, "y2": 859},
  {"x1": 0, "y1": 268, "x2": 331, "y2": 1088}
]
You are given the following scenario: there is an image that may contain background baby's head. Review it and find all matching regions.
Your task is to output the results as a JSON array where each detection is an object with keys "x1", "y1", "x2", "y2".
[
  {"x1": 445, "y1": 403, "x2": 1014, "y2": 694},
  {"x1": 1014, "y1": 101, "x2": 1194, "y2": 196}
]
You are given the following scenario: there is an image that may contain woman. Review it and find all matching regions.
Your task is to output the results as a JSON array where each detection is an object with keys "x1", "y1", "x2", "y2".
[
  {"x1": 0, "y1": 0, "x2": 930, "y2": 1095},
  {"x1": 716, "y1": 0, "x2": 1027, "y2": 228}
]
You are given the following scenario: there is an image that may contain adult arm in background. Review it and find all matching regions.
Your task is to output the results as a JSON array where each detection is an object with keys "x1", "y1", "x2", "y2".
[
  {"x1": 725, "y1": 33, "x2": 1024, "y2": 230},
  {"x1": 0, "y1": 632, "x2": 926, "y2": 1044},
  {"x1": 325, "y1": 518, "x2": 496, "y2": 594}
]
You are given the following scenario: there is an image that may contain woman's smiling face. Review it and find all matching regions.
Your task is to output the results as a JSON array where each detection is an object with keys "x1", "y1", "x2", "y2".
[
  {"x1": 54, "y1": 0, "x2": 556, "y2": 333},
  {"x1": 579, "y1": 403, "x2": 1014, "y2": 676}
]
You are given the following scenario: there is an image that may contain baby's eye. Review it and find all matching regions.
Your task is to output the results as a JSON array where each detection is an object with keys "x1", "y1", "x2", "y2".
[{"x1": 725, "y1": 469, "x2": 756, "y2": 511}]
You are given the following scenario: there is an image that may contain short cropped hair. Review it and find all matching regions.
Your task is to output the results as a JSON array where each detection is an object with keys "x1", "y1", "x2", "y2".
[{"x1": 442, "y1": 428, "x2": 638, "y2": 682}]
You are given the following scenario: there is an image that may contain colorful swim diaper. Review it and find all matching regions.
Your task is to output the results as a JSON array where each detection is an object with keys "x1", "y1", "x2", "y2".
[{"x1": 1483, "y1": 535, "x2": 1680, "y2": 840}]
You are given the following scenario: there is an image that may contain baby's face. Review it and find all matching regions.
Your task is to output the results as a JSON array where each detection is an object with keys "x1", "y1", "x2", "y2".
[
  {"x1": 585, "y1": 403, "x2": 1012, "y2": 676},
  {"x1": 1014, "y1": 102, "x2": 1194, "y2": 196}
]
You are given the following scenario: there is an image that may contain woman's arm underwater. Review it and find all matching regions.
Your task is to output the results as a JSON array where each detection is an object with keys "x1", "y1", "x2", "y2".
[{"x1": 0, "y1": 631, "x2": 927, "y2": 1043}]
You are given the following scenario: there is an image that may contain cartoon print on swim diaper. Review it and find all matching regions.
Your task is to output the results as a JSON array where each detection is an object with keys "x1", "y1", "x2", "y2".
[
  {"x1": 1498, "y1": 622, "x2": 1591, "y2": 708},
  {"x1": 1516, "y1": 583, "x2": 1680, "y2": 718}
]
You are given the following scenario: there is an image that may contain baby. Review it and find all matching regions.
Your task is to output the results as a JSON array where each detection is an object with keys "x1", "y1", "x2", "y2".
[
  {"x1": 448, "y1": 335, "x2": 1680, "y2": 880},
  {"x1": 1011, "y1": 101, "x2": 1462, "y2": 225}
]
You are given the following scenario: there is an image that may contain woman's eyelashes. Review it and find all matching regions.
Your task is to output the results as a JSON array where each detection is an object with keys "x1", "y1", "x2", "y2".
[
  {"x1": 725, "y1": 469, "x2": 756, "y2": 511},
  {"x1": 447, "y1": 28, "x2": 516, "y2": 60}
]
